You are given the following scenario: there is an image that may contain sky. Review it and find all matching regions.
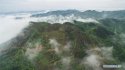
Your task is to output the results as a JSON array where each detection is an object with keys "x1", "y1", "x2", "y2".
[{"x1": 0, "y1": 0, "x2": 125, "y2": 12}]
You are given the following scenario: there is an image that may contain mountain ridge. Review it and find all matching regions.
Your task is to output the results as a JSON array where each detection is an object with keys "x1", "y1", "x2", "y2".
[{"x1": 32, "y1": 10, "x2": 125, "y2": 19}]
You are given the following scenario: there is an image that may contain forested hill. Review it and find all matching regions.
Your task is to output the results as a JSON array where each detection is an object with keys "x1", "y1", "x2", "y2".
[{"x1": 0, "y1": 18, "x2": 125, "y2": 70}]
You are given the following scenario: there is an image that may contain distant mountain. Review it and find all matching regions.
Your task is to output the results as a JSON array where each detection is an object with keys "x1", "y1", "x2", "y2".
[{"x1": 32, "y1": 10, "x2": 125, "y2": 19}]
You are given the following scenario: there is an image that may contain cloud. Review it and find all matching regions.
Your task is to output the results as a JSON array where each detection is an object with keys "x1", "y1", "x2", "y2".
[
  {"x1": 0, "y1": 14, "x2": 30, "y2": 44},
  {"x1": 0, "y1": 13, "x2": 99, "y2": 45},
  {"x1": 101, "y1": 47, "x2": 113, "y2": 60},
  {"x1": 49, "y1": 39, "x2": 60, "y2": 54},
  {"x1": 61, "y1": 57, "x2": 71, "y2": 69},
  {"x1": 25, "y1": 44, "x2": 42, "y2": 60},
  {"x1": 82, "y1": 47, "x2": 103, "y2": 70},
  {"x1": 82, "y1": 47, "x2": 114, "y2": 70},
  {"x1": 31, "y1": 15, "x2": 99, "y2": 24}
]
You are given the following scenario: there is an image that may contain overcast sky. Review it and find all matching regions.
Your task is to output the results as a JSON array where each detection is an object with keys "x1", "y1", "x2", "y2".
[{"x1": 0, "y1": 0, "x2": 125, "y2": 12}]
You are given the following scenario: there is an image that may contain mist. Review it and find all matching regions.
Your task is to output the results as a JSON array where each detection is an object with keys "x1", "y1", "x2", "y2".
[
  {"x1": 0, "y1": 14, "x2": 31, "y2": 44},
  {"x1": 82, "y1": 47, "x2": 114, "y2": 70},
  {"x1": 0, "y1": 13, "x2": 99, "y2": 45}
]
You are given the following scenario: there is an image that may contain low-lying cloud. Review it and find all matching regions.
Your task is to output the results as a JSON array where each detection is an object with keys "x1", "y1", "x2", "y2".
[
  {"x1": 0, "y1": 13, "x2": 99, "y2": 45},
  {"x1": 0, "y1": 14, "x2": 30, "y2": 44},
  {"x1": 82, "y1": 47, "x2": 114, "y2": 70}
]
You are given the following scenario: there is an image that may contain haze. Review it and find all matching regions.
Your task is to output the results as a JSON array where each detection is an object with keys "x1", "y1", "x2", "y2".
[{"x1": 0, "y1": 0, "x2": 125, "y2": 13}]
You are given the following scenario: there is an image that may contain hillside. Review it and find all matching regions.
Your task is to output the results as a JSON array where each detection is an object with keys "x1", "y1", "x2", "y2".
[{"x1": 0, "y1": 18, "x2": 125, "y2": 70}]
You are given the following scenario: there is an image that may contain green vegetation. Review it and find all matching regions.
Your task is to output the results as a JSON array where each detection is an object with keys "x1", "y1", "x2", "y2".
[{"x1": 0, "y1": 19, "x2": 125, "y2": 70}]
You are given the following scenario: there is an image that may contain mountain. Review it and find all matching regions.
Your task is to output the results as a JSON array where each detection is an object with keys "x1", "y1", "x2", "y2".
[
  {"x1": 32, "y1": 10, "x2": 125, "y2": 19},
  {"x1": 0, "y1": 17, "x2": 125, "y2": 70},
  {"x1": 0, "y1": 9, "x2": 125, "y2": 70}
]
